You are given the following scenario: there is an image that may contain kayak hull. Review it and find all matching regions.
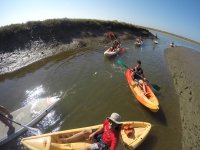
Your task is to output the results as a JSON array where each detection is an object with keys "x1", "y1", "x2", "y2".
[
  {"x1": 104, "y1": 47, "x2": 121, "y2": 56},
  {"x1": 154, "y1": 40, "x2": 158, "y2": 44},
  {"x1": 134, "y1": 41, "x2": 143, "y2": 46},
  {"x1": 126, "y1": 69, "x2": 159, "y2": 112},
  {"x1": 21, "y1": 121, "x2": 151, "y2": 150},
  {"x1": 0, "y1": 97, "x2": 60, "y2": 145}
]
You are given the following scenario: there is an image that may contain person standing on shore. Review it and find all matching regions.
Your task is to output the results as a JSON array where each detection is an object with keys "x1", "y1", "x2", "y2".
[{"x1": 0, "y1": 105, "x2": 15, "y2": 135}]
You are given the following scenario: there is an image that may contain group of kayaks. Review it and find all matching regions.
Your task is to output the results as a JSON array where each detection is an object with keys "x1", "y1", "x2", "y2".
[
  {"x1": 1, "y1": 38, "x2": 161, "y2": 150},
  {"x1": 104, "y1": 39, "x2": 160, "y2": 112}
]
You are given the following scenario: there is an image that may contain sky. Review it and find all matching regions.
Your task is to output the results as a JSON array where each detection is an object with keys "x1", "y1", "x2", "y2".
[{"x1": 1, "y1": 0, "x2": 200, "y2": 42}]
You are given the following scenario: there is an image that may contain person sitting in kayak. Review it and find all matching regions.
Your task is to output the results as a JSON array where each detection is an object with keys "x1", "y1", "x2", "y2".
[
  {"x1": 131, "y1": 60, "x2": 148, "y2": 95},
  {"x1": 131, "y1": 60, "x2": 144, "y2": 80},
  {"x1": 60, "y1": 112, "x2": 122, "y2": 150},
  {"x1": 112, "y1": 39, "x2": 121, "y2": 49},
  {"x1": 138, "y1": 79, "x2": 148, "y2": 96},
  {"x1": 109, "y1": 46, "x2": 115, "y2": 52},
  {"x1": 170, "y1": 41, "x2": 175, "y2": 47},
  {"x1": 0, "y1": 105, "x2": 15, "y2": 135}
]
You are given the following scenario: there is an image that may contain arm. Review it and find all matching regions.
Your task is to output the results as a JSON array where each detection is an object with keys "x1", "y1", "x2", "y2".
[
  {"x1": 0, "y1": 105, "x2": 12, "y2": 116},
  {"x1": 89, "y1": 126, "x2": 104, "y2": 140}
]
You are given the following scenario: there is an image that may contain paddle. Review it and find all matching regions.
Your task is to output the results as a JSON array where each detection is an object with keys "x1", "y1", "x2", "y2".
[
  {"x1": 121, "y1": 47, "x2": 126, "y2": 53},
  {"x1": 0, "y1": 113, "x2": 42, "y2": 135},
  {"x1": 117, "y1": 60, "x2": 161, "y2": 91}
]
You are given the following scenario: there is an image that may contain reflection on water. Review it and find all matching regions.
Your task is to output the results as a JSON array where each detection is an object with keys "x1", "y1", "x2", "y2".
[
  {"x1": 37, "y1": 110, "x2": 61, "y2": 131},
  {"x1": 23, "y1": 85, "x2": 45, "y2": 105}
]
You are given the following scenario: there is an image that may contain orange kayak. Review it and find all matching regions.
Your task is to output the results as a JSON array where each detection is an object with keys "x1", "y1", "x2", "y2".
[{"x1": 126, "y1": 69, "x2": 159, "y2": 112}]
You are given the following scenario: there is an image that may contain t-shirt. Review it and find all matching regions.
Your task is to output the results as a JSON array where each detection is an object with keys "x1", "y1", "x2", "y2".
[
  {"x1": 102, "y1": 119, "x2": 119, "y2": 150},
  {"x1": 133, "y1": 67, "x2": 143, "y2": 79}
]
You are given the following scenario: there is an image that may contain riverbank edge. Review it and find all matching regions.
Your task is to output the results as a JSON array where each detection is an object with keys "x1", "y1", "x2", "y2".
[
  {"x1": 0, "y1": 18, "x2": 155, "y2": 76},
  {"x1": 165, "y1": 46, "x2": 200, "y2": 150}
]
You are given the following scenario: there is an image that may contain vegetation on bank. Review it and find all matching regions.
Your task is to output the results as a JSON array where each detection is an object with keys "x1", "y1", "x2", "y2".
[
  {"x1": 0, "y1": 18, "x2": 153, "y2": 53},
  {"x1": 0, "y1": 18, "x2": 142, "y2": 32}
]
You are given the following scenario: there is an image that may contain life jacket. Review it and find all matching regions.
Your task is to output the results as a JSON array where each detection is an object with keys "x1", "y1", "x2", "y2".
[{"x1": 123, "y1": 124, "x2": 135, "y2": 137}]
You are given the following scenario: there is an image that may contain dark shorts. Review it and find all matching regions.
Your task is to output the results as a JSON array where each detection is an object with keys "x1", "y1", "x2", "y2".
[{"x1": 92, "y1": 134, "x2": 109, "y2": 150}]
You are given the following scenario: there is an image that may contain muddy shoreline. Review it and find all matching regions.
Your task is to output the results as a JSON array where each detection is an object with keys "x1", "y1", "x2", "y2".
[
  {"x1": 165, "y1": 46, "x2": 200, "y2": 150},
  {"x1": 0, "y1": 19, "x2": 155, "y2": 76},
  {"x1": 0, "y1": 37, "x2": 106, "y2": 76}
]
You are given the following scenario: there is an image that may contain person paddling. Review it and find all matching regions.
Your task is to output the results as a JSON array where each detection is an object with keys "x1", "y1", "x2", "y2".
[
  {"x1": 112, "y1": 39, "x2": 121, "y2": 49},
  {"x1": 131, "y1": 60, "x2": 148, "y2": 95},
  {"x1": 0, "y1": 105, "x2": 15, "y2": 135}
]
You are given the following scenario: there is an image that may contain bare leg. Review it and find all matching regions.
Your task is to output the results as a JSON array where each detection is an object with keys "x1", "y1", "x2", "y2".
[
  {"x1": 60, "y1": 129, "x2": 92, "y2": 143},
  {"x1": 143, "y1": 83, "x2": 147, "y2": 95}
]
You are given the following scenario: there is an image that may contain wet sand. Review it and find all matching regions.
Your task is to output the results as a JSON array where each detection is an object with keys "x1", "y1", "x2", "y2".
[
  {"x1": 165, "y1": 46, "x2": 200, "y2": 150},
  {"x1": 0, "y1": 37, "x2": 106, "y2": 76}
]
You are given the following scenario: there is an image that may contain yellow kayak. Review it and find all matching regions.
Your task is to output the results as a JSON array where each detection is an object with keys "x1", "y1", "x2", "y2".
[{"x1": 21, "y1": 121, "x2": 151, "y2": 150}]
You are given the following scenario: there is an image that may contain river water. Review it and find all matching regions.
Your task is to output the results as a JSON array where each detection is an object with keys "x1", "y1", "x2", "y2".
[{"x1": 1, "y1": 32, "x2": 200, "y2": 150}]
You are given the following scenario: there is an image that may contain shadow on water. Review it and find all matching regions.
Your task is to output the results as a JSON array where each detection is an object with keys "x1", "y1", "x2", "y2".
[
  {"x1": 136, "y1": 134, "x2": 158, "y2": 150},
  {"x1": 138, "y1": 102, "x2": 168, "y2": 126},
  {"x1": 149, "y1": 106, "x2": 167, "y2": 126}
]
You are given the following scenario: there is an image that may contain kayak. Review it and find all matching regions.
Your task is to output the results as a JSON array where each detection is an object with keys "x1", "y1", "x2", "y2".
[
  {"x1": 154, "y1": 40, "x2": 158, "y2": 44},
  {"x1": 21, "y1": 121, "x2": 151, "y2": 150},
  {"x1": 104, "y1": 47, "x2": 121, "y2": 56},
  {"x1": 134, "y1": 41, "x2": 143, "y2": 46},
  {"x1": 126, "y1": 69, "x2": 159, "y2": 112},
  {"x1": 0, "y1": 97, "x2": 60, "y2": 145},
  {"x1": 170, "y1": 43, "x2": 175, "y2": 47}
]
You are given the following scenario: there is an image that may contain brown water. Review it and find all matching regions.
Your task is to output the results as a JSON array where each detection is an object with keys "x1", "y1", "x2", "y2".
[{"x1": 1, "y1": 33, "x2": 200, "y2": 150}]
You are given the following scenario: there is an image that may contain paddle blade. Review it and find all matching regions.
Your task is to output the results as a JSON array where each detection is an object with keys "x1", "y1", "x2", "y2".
[
  {"x1": 117, "y1": 60, "x2": 129, "y2": 69},
  {"x1": 121, "y1": 48, "x2": 126, "y2": 53},
  {"x1": 151, "y1": 84, "x2": 161, "y2": 91}
]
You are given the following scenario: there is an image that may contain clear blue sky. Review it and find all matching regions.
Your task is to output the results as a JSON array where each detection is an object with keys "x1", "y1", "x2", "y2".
[{"x1": 1, "y1": 0, "x2": 200, "y2": 42}]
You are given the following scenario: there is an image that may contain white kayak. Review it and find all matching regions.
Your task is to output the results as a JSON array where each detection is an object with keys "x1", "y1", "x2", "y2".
[
  {"x1": 0, "y1": 96, "x2": 60, "y2": 145},
  {"x1": 154, "y1": 40, "x2": 158, "y2": 44},
  {"x1": 170, "y1": 43, "x2": 175, "y2": 47},
  {"x1": 134, "y1": 41, "x2": 143, "y2": 46},
  {"x1": 104, "y1": 47, "x2": 121, "y2": 56}
]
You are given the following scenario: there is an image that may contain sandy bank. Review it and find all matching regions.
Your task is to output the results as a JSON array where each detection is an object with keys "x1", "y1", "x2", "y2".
[{"x1": 165, "y1": 46, "x2": 200, "y2": 150}]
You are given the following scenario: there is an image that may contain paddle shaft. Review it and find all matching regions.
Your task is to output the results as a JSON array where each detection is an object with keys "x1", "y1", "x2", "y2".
[
  {"x1": 120, "y1": 61, "x2": 146, "y2": 81},
  {"x1": 0, "y1": 113, "x2": 29, "y2": 129},
  {"x1": 118, "y1": 60, "x2": 160, "y2": 91}
]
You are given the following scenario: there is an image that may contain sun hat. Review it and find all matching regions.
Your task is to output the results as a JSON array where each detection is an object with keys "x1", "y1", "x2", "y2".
[{"x1": 108, "y1": 112, "x2": 122, "y2": 124}]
